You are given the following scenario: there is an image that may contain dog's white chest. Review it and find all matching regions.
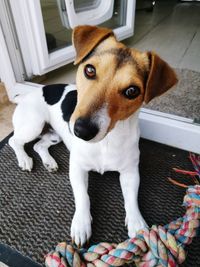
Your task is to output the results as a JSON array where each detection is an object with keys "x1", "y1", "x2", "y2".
[
  {"x1": 94, "y1": 138, "x2": 125, "y2": 174},
  {"x1": 73, "y1": 139, "x2": 125, "y2": 174},
  {"x1": 71, "y1": 113, "x2": 140, "y2": 174}
]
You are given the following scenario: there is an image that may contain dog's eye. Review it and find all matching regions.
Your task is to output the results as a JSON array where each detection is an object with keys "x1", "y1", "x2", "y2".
[
  {"x1": 84, "y1": 64, "x2": 96, "y2": 79},
  {"x1": 123, "y1": 86, "x2": 140, "y2": 99}
]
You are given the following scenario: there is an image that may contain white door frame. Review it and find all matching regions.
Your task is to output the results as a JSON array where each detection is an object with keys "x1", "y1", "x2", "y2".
[
  {"x1": 0, "y1": 24, "x2": 43, "y2": 100},
  {"x1": 139, "y1": 109, "x2": 200, "y2": 153},
  {"x1": 62, "y1": 0, "x2": 115, "y2": 28},
  {"x1": 0, "y1": 0, "x2": 26, "y2": 82}
]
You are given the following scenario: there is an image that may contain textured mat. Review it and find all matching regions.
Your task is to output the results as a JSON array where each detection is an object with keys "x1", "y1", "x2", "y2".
[
  {"x1": 0, "y1": 137, "x2": 200, "y2": 266},
  {"x1": 145, "y1": 68, "x2": 200, "y2": 121}
]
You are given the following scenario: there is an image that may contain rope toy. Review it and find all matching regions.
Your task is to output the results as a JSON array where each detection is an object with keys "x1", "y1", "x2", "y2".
[{"x1": 45, "y1": 154, "x2": 200, "y2": 267}]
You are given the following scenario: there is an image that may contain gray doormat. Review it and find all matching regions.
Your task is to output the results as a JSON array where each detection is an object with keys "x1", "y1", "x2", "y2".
[
  {"x1": 145, "y1": 68, "x2": 200, "y2": 121},
  {"x1": 0, "y1": 137, "x2": 199, "y2": 266}
]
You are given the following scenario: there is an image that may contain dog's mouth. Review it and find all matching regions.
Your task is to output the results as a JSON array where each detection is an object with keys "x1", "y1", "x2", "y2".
[{"x1": 70, "y1": 105, "x2": 111, "y2": 142}]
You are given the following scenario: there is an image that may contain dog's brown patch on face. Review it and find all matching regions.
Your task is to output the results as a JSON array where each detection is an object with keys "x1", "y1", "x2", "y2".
[
  {"x1": 71, "y1": 25, "x2": 177, "y2": 139},
  {"x1": 85, "y1": 47, "x2": 144, "y2": 75},
  {"x1": 73, "y1": 25, "x2": 114, "y2": 64},
  {"x1": 71, "y1": 37, "x2": 149, "y2": 130},
  {"x1": 95, "y1": 47, "x2": 134, "y2": 70},
  {"x1": 114, "y1": 48, "x2": 134, "y2": 70},
  {"x1": 106, "y1": 62, "x2": 146, "y2": 130},
  {"x1": 71, "y1": 32, "x2": 177, "y2": 138}
]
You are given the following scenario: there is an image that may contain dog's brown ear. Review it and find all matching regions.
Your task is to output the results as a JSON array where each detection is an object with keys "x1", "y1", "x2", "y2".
[
  {"x1": 73, "y1": 25, "x2": 114, "y2": 65},
  {"x1": 144, "y1": 52, "x2": 178, "y2": 103}
]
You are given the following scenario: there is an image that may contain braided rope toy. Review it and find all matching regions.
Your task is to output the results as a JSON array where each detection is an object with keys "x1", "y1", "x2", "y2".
[{"x1": 45, "y1": 154, "x2": 200, "y2": 267}]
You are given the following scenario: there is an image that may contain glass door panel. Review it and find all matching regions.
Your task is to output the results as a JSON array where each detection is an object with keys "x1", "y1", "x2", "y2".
[
  {"x1": 100, "y1": 0, "x2": 127, "y2": 29},
  {"x1": 41, "y1": 0, "x2": 72, "y2": 53},
  {"x1": 74, "y1": 0, "x2": 101, "y2": 11}
]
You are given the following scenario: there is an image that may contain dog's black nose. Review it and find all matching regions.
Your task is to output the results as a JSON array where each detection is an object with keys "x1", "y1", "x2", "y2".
[{"x1": 74, "y1": 117, "x2": 99, "y2": 141}]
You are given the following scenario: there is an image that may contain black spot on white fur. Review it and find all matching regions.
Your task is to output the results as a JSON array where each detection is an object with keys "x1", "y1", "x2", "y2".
[
  {"x1": 43, "y1": 84, "x2": 68, "y2": 105},
  {"x1": 51, "y1": 140, "x2": 58, "y2": 143},
  {"x1": 61, "y1": 90, "x2": 77, "y2": 122}
]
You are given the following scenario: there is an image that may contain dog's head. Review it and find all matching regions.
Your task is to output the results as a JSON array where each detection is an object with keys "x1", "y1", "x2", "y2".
[{"x1": 70, "y1": 25, "x2": 178, "y2": 142}]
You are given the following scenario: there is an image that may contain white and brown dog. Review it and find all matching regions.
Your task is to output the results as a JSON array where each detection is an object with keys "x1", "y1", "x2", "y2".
[{"x1": 9, "y1": 25, "x2": 177, "y2": 246}]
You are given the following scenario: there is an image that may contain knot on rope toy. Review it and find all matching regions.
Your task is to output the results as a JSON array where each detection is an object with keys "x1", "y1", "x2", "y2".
[{"x1": 45, "y1": 185, "x2": 200, "y2": 267}]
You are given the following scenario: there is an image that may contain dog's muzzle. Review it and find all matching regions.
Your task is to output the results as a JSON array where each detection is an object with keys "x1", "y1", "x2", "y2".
[{"x1": 74, "y1": 117, "x2": 99, "y2": 141}]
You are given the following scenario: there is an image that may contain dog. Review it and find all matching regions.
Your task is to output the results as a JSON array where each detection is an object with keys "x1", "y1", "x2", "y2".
[{"x1": 9, "y1": 25, "x2": 178, "y2": 246}]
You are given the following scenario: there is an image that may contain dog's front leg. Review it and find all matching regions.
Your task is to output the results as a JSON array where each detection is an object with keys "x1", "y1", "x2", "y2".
[
  {"x1": 120, "y1": 169, "x2": 147, "y2": 237},
  {"x1": 69, "y1": 160, "x2": 92, "y2": 246}
]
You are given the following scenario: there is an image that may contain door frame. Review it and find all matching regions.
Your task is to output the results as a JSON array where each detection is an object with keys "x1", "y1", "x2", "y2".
[{"x1": 61, "y1": 0, "x2": 115, "y2": 28}]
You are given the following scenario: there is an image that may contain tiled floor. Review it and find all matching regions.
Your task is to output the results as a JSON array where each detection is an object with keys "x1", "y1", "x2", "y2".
[{"x1": 128, "y1": 1, "x2": 200, "y2": 72}]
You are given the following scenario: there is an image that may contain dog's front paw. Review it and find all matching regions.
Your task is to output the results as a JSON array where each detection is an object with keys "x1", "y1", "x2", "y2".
[
  {"x1": 18, "y1": 155, "x2": 33, "y2": 172},
  {"x1": 126, "y1": 215, "x2": 147, "y2": 238},
  {"x1": 71, "y1": 211, "x2": 92, "y2": 246},
  {"x1": 43, "y1": 157, "x2": 58, "y2": 172}
]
